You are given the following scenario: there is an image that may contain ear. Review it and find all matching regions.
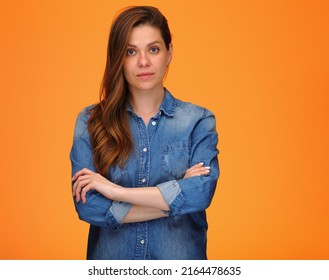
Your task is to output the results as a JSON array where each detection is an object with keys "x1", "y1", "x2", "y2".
[{"x1": 167, "y1": 43, "x2": 173, "y2": 65}]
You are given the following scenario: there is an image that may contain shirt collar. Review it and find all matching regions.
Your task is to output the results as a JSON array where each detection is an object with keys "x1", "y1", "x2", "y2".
[
  {"x1": 159, "y1": 88, "x2": 176, "y2": 117},
  {"x1": 126, "y1": 88, "x2": 176, "y2": 117}
]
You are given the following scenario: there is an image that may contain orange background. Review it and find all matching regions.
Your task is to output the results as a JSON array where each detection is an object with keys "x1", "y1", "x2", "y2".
[{"x1": 1, "y1": 0, "x2": 328, "y2": 259}]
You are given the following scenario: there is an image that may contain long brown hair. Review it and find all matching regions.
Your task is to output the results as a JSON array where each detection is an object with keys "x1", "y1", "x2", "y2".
[{"x1": 88, "y1": 6, "x2": 172, "y2": 177}]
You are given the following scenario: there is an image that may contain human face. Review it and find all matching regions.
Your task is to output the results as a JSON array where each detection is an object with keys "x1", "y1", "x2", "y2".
[{"x1": 123, "y1": 24, "x2": 172, "y2": 94}]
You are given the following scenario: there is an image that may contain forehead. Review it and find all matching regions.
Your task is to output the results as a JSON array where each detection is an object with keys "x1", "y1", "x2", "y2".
[{"x1": 128, "y1": 24, "x2": 164, "y2": 46}]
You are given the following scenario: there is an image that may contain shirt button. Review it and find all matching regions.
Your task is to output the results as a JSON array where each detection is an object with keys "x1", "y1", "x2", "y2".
[
  {"x1": 140, "y1": 240, "x2": 145, "y2": 244},
  {"x1": 141, "y1": 178, "x2": 146, "y2": 183},
  {"x1": 143, "y1": 147, "x2": 147, "y2": 152},
  {"x1": 151, "y1": 121, "x2": 156, "y2": 126}
]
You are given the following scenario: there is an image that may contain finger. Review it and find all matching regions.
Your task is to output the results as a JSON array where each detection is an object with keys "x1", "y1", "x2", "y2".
[
  {"x1": 200, "y1": 167, "x2": 210, "y2": 175},
  {"x1": 202, "y1": 168, "x2": 210, "y2": 175},
  {"x1": 74, "y1": 176, "x2": 93, "y2": 202},
  {"x1": 72, "y1": 168, "x2": 94, "y2": 182},
  {"x1": 191, "y1": 168, "x2": 210, "y2": 176},
  {"x1": 185, "y1": 166, "x2": 201, "y2": 174},
  {"x1": 192, "y1": 166, "x2": 210, "y2": 173},
  {"x1": 189, "y1": 162, "x2": 204, "y2": 170},
  {"x1": 80, "y1": 186, "x2": 90, "y2": 204},
  {"x1": 189, "y1": 163, "x2": 209, "y2": 171},
  {"x1": 80, "y1": 183, "x2": 96, "y2": 204},
  {"x1": 204, "y1": 166, "x2": 211, "y2": 172},
  {"x1": 72, "y1": 168, "x2": 93, "y2": 182},
  {"x1": 184, "y1": 163, "x2": 210, "y2": 178},
  {"x1": 72, "y1": 174, "x2": 93, "y2": 196}
]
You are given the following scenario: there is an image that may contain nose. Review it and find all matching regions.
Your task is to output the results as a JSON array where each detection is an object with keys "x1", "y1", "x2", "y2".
[{"x1": 137, "y1": 52, "x2": 150, "y2": 67}]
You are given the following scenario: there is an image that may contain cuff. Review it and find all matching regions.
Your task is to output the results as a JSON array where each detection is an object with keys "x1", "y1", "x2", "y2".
[
  {"x1": 157, "y1": 180, "x2": 185, "y2": 217},
  {"x1": 105, "y1": 201, "x2": 132, "y2": 231}
]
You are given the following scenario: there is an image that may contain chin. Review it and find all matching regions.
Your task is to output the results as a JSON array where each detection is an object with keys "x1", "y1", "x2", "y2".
[{"x1": 134, "y1": 83, "x2": 160, "y2": 92}]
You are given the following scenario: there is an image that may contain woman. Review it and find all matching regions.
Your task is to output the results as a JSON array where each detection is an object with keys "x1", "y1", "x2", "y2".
[{"x1": 70, "y1": 5, "x2": 219, "y2": 260}]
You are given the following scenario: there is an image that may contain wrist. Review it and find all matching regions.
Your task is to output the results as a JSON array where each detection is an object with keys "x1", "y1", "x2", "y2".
[{"x1": 109, "y1": 182, "x2": 126, "y2": 201}]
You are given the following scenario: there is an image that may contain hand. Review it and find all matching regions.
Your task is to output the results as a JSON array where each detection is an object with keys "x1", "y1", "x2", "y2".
[
  {"x1": 72, "y1": 168, "x2": 120, "y2": 204},
  {"x1": 184, "y1": 162, "x2": 210, "y2": 179}
]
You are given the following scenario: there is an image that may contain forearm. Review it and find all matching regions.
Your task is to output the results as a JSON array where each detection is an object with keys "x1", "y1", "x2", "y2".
[
  {"x1": 72, "y1": 169, "x2": 169, "y2": 210},
  {"x1": 112, "y1": 185, "x2": 170, "y2": 211},
  {"x1": 72, "y1": 162, "x2": 214, "y2": 225},
  {"x1": 122, "y1": 205, "x2": 167, "y2": 223}
]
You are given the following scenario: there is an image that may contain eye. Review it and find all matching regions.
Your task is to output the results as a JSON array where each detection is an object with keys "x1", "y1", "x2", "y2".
[
  {"x1": 127, "y1": 49, "x2": 136, "y2": 56},
  {"x1": 149, "y1": 47, "x2": 160, "y2": 54}
]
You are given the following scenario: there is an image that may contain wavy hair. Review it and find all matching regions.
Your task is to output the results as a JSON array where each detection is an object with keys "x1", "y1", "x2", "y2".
[{"x1": 88, "y1": 6, "x2": 172, "y2": 177}]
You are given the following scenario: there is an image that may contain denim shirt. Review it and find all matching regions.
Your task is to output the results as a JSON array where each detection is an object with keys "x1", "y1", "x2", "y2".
[{"x1": 70, "y1": 89, "x2": 220, "y2": 260}]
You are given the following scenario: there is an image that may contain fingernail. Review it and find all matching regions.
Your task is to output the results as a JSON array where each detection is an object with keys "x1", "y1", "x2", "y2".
[
  {"x1": 205, "y1": 170, "x2": 210, "y2": 173},
  {"x1": 198, "y1": 162, "x2": 204, "y2": 166},
  {"x1": 205, "y1": 166, "x2": 211, "y2": 169}
]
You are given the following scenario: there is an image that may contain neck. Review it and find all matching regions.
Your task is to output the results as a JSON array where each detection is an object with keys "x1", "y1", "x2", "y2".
[{"x1": 129, "y1": 87, "x2": 165, "y2": 115}]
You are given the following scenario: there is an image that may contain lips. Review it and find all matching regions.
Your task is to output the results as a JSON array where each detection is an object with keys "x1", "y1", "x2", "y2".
[{"x1": 137, "y1": 72, "x2": 154, "y2": 79}]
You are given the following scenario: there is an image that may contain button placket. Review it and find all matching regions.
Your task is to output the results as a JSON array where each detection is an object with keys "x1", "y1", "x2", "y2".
[
  {"x1": 134, "y1": 115, "x2": 151, "y2": 260},
  {"x1": 135, "y1": 222, "x2": 148, "y2": 260},
  {"x1": 136, "y1": 117, "x2": 150, "y2": 187}
]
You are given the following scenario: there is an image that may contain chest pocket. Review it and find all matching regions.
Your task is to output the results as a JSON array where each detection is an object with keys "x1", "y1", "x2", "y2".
[
  {"x1": 161, "y1": 140, "x2": 190, "y2": 180},
  {"x1": 108, "y1": 165, "x2": 128, "y2": 186}
]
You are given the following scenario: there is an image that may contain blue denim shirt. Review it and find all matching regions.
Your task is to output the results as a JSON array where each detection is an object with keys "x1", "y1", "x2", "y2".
[{"x1": 70, "y1": 89, "x2": 219, "y2": 260}]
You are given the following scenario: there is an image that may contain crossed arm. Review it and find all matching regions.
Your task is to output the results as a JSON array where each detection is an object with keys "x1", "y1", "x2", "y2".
[{"x1": 72, "y1": 162, "x2": 211, "y2": 223}]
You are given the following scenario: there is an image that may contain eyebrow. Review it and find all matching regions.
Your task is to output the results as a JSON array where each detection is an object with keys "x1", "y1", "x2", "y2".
[{"x1": 127, "y1": 41, "x2": 162, "y2": 48}]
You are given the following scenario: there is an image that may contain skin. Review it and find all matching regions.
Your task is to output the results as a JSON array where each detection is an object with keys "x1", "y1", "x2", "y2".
[
  {"x1": 72, "y1": 25, "x2": 211, "y2": 223},
  {"x1": 72, "y1": 163, "x2": 210, "y2": 222},
  {"x1": 123, "y1": 24, "x2": 172, "y2": 125}
]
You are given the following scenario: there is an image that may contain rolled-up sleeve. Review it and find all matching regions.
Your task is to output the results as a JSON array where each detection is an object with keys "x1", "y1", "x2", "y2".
[
  {"x1": 156, "y1": 110, "x2": 219, "y2": 217},
  {"x1": 70, "y1": 108, "x2": 131, "y2": 230}
]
